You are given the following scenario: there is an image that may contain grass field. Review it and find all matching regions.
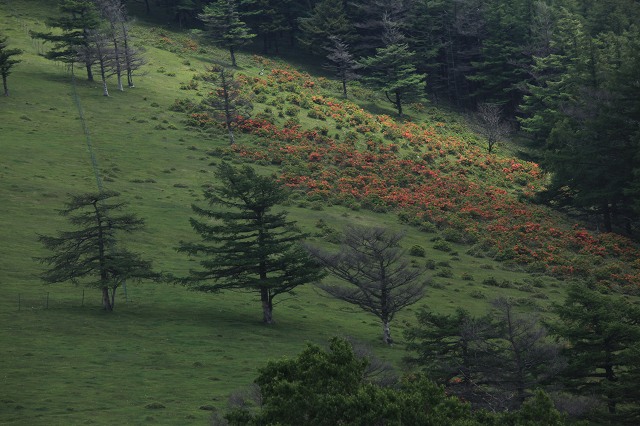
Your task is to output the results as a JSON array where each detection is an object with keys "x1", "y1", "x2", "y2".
[{"x1": 0, "y1": 0, "x2": 574, "y2": 424}]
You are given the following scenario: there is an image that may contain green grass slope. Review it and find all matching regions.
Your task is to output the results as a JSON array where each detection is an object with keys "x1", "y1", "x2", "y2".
[{"x1": 1, "y1": 0, "x2": 637, "y2": 424}]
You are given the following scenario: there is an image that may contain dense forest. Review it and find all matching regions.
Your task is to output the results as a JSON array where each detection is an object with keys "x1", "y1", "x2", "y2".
[{"x1": 2, "y1": 0, "x2": 640, "y2": 424}]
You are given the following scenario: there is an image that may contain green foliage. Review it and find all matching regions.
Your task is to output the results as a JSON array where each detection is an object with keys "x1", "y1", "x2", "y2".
[
  {"x1": 198, "y1": 0, "x2": 255, "y2": 67},
  {"x1": 177, "y1": 163, "x2": 324, "y2": 324},
  {"x1": 359, "y1": 19, "x2": 425, "y2": 116},
  {"x1": 36, "y1": 191, "x2": 156, "y2": 311},
  {"x1": 297, "y1": 0, "x2": 351, "y2": 55},
  {"x1": 0, "y1": 33, "x2": 22, "y2": 96},
  {"x1": 30, "y1": 0, "x2": 101, "y2": 80},
  {"x1": 225, "y1": 338, "x2": 481, "y2": 425},
  {"x1": 549, "y1": 283, "x2": 640, "y2": 420}
]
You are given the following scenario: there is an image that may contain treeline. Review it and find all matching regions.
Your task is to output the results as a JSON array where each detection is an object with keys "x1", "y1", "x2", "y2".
[{"x1": 135, "y1": 0, "x2": 640, "y2": 237}]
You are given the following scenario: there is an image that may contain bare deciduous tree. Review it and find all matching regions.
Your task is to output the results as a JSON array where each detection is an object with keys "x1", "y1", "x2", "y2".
[
  {"x1": 324, "y1": 36, "x2": 361, "y2": 98},
  {"x1": 307, "y1": 226, "x2": 428, "y2": 345},
  {"x1": 201, "y1": 66, "x2": 253, "y2": 144},
  {"x1": 475, "y1": 103, "x2": 511, "y2": 153}
]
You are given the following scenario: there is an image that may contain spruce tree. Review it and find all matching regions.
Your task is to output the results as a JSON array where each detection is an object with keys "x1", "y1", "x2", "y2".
[
  {"x1": 177, "y1": 163, "x2": 324, "y2": 324},
  {"x1": 324, "y1": 36, "x2": 360, "y2": 98},
  {"x1": 200, "y1": 65, "x2": 253, "y2": 144}
]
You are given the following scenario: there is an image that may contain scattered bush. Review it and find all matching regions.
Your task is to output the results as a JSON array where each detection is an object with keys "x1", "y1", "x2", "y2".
[
  {"x1": 409, "y1": 245, "x2": 426, "y2": 257},
  {"x1": 433, "y1": 240, "x2": 452, "y2": 252}
]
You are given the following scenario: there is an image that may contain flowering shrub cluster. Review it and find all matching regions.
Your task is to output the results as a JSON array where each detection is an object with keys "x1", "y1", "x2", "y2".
[{"x1": 177, "y1": 61, "x2": 640, "y2": 291}]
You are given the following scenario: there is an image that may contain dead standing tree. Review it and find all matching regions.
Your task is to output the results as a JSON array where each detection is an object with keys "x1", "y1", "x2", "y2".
[{"x1": 308, "y1": 226, "x2": 428, "y2": 345}]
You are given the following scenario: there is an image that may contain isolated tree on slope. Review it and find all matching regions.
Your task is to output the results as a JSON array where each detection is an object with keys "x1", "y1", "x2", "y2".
[
  {"x1": 200, "y1": 65, "x2": 253, "y2": 144},
  {"x1": 308, "y1": 226, "x2": 427, "y2": 345},
  {"x1": 37, "y1": 191, "x2": 156, "y2": 311},
  {"x1": 177, "y1": 163, "x2": 324, "y2": 324},
  {"x1": 0, "y1": 34, "x2": 22, "y2": 96}
]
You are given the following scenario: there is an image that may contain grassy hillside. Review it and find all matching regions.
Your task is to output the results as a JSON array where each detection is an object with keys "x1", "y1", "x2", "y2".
[{"x1": 1, "y1": 0, "x2": 638, "y2": 424}]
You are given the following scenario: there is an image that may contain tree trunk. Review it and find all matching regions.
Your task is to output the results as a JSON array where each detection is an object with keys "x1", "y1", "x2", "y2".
[
  {"x1": 85, "y1": 61, "x2": 94, "y2": 82},
  {"x1": 101, "y1": 286, "x2": 113, "y2": 311},
  {"x1": 2, "y1": 75, "x2": 8, "y2": 96},
  {"x1": 230, "y1": 46, "x2": 236, "y2": 67},
  {"x1": 395, "y1": 91, "x2": 403, "y2": 116},
  {"x1": 100, "y1": 63, "x2": 109, "y2": 97},
  {"x1": 261, "y1": 288, "x2": 273, "y2": 324},
  {"x1": 602, "y1": 203, "x2": 612, "y2": 232},
  {"x1": 341, "y1": 76, "x2": 347, "y2": 98},
  {"x1": 382, "y1": 320, "x2": 392, "y2": 345}
]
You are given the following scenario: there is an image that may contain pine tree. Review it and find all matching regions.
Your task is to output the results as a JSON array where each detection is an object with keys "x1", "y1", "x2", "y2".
[
  {"x1": 36, "y1": 191, "x2": 156, "y2": 311},
  {"x1": 177, "y1": 163, "x2": 324, "y2": 324},
  {"x1": 0, "y1": 34, "x2": 22, "y2": 96},
  {"x1": 198, "y1": 0, "x2": 255, "y2": 67},
  {"x1": 359, "y1": 16, "x2": 425, "y2": 116}
]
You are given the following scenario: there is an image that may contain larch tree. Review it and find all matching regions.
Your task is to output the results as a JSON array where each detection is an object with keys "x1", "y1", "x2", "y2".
[
  {"x1": 324, "y1": 36, "x2": 361, "y2": 99},
  {"x1": 198, "y1": 0, "x2": 255, "y2": 67},
  {"x1": 307, "y1": 226, "x2": 428, "y2": 345},
  {"x1": 36, "y1": 191, "x2": 156, "y2": 311},
  {"x1": 200, "y1": 65, "x2": 253, "y2": 145},
  {"x1": 177, "y1": 163, "x2": 324, "y2": 324},
  {"x1": 0, "y1": 34, "x2": 22, "y2": 96}
]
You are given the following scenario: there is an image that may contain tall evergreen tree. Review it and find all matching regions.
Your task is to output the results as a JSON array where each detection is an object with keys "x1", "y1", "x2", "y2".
[
  {"x1": 177, "y1": 163, "x2": 324, "y2": 324},
  {"x1": 0, "y1": 34, "x2": 22, "y2": 96},
  {"x1": 31, "y1": 0, "x2": 101, "y2": 81},
  {"x1": 36, "y1": 191, "x2": 156, "y2": 311},
  {"x1": 199, "y1": 0, "x2": 255, "y2": 67},
  {"x1": 360, "y1": 16, "x2": 425, "y2": 116},
  {"x1": 297, "y1": 0, "x2": 351, "y2": 56},
  {"x1": 549, "y1": 284, "x2": 640, "y2": 421}
]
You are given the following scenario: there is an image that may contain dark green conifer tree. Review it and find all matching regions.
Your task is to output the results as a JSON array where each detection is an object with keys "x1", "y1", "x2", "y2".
[
  {"x1": 199, "y1": 0, "x2": 255, "y2": 67},
  {"x1": 177, "y1": 163, "x2": 324, "y2": 324},
  {"x1": 360, "y1": 17, "x2": 425, "y2": 116},
  {"x1": 37, "y1": 191, "x2": 156, "y2": 311},
  {"x1": 549, "y1": 284, "x2": 640, "y2": 421},
  {"x1": 297, "y1": 0, "x2": 351, "y2": 56},
  {"x1": 0, "y1": 34, "x2": 22, "y2": 96},
  {"x1": 31, "y1": 0, "x2": 101, "y2": 81}
]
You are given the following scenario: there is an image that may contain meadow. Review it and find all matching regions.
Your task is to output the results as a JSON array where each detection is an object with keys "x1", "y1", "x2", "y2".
[{"x1": 0, "y1": 0, "x2": 633, "y2": 424}]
